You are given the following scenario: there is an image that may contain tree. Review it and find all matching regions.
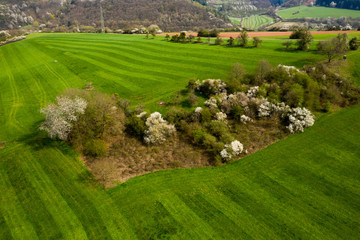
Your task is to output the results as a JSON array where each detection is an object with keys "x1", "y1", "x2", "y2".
[
  {"x1": 188, "y1": 34, "x2": 195, "y2": 43},
  {"x1": 227, "y1": 63, "x2": 248, "y2": 92},
  {"x1": 238, "y1": 30, "x2": 249, "y2": 47},
  {"x1": 294, "y1": 27, "x2": 313, "y2": 50},
  {"x1": 227, "y1": 36, "x2": 234, "y2": 46},
  {"x1": 40, "y1": 96, "x2": 87, "y2": 141},
  {"x1": 179, "y1": 32, "x2": 186, "y2": 42},
  {"x1": 282, "y1": 41, "x2": 293, "y2": 49},
  {"x1": 165, "y1": 34, "x2": 170, "y2": 41},
  {"x1": 144, "y1": 112, "x2": 176, "y2": 145},
  {"x1": 215, "y1": 36, "x2": 223, "y2": 45},
  {"x1": 254, "y1": 60, "x2": 272, "y2": 85},
  {"x1": 252, "y1": 37, "x2": 262, "y2": 47},
  {"x1": 349, "y1": 37, "x2": 359, "y2": 50},
  {"x1": 317, "y1": 33, "x2": 349, "y2": 62}
]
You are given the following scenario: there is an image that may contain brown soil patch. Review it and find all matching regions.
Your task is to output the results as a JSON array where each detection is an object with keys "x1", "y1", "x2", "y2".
[
  {"x1": 160, "y1": 31, "x2": 360, "y2": 38},
  {"x1": 0, "y1": 142, "x2": 6, "y2": 149}
]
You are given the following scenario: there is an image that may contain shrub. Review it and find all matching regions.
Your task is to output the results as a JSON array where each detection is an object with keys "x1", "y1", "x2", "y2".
[
  {"x1": 206, "y1": 120, "x2": 229, "y2": 138},
  {"x1": 282, "y1": 41, "x2": 293, "y2": 49},
  {"x1": 187, "y1": 93, "x2": 198, "y2": 106},
  {"x1": 228, "y1": 36, "x2": 234, "y2": 46},
  {"x1": 126, "y1": 114, "x2": 147, "y2": 138},
  {"x1": 238, "y1": 30, "x2": 249, "y2": 47},
  {"x1": 220, "y1": 140, "x2": 243, "y2": 161},
  {"x1": 254, "y1": 60, "x2": 272, "y2": 85},
  {"x1": 284, "y1": 83, "x2": 304, "y2": 107},
  {"x1": 144, "y1": 112, "x2": 176, "y2": 145},
  {"x1": 349, "y1": 37, "x2": 359, "y2": 50},
  {"x1": 165, "y1": 108, "x2": 189, "y2": 127},
  {"x1": 84, "y1": 139, "x2": 107, "y2": 157},
  {"x1": 252, "y1": 37, "x2": 262, "y2": 47},
  {"x1": 227, "y1": 63, "x2": 248, "y2": 92},
  {"x1": 68, "y1": 90, "x2": 125, "y2": 149},
  {"x1": 214, "y1": 36, "x2": 223, "y2": 45},
  {"x1": 200, "y1": 107, "x2": 212, "y2": 123},
  {"x1": 286, "y1": 107, "x2": 315, "y2": 133}
]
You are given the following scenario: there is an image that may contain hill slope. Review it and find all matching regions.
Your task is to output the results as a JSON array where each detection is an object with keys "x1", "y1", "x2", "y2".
[
  {"x1": 0, "y1": 0, "x2": 232, "y2": 31},
  {"x1": 278, "y1": 5, "x2": 360, "y2": 19},
  {"x1": 0, "y1": 34, "x2": 360, "y2": 239}
]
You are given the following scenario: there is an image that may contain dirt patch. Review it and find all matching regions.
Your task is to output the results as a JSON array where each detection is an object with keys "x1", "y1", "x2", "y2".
[
  {"x1": 160, "y1": 31, "x2": 360, "y2": 38},
  {"x1": 0, "y1": 142, "x2": 6, "y2": 149}
]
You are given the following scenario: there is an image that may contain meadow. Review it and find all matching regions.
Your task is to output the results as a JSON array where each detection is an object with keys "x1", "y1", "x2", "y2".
[
  {"x1": 278, "y1": 6, "x2": 360, "y2": 19},
  {"x1": 0, "y1": 33, "x2": 360, "y2": 239},
  {"x1": 241, "y1": 15, "x2": 274, "y2": 30}
]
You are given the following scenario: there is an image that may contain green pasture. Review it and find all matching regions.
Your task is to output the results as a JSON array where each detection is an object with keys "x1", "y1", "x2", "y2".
[
  {"x1": 278, "y1": 6, "x2": 360, "y2": 19},
  {"x1": 241, "y1": 15, "x2": 274, "y2": 29},
  {"x1": 0, "y1": 33, "x2": 360, "y2": 239}
]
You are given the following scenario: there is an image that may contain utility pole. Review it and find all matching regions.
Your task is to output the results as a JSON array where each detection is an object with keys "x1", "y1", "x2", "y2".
[{"x1": 100, "y1": 1, "x2": 105, "y2": 33}]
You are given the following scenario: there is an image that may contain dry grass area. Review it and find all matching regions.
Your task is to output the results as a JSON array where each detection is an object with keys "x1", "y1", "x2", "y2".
[
  {"x1": 84, "y1": 135, "x2": 211, "y2": 188},
  {"x1": 83, "y1": 118, "x2": 287, "y2": 188},
  {"x1": 0, "y1": 142, "x2": 6, "y2": 149},
  {"x1": 232, "y1": 118, "x2": 288, "y2": 155}
]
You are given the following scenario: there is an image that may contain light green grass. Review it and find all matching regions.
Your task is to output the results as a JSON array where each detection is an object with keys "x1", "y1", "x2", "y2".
[
  {"x1": 0, "y1": 33, "x2": 360, "y2": 239},
  {"x1": 278, "y1": 6, "x2": 360, "y2": 19},
  {"x1": 241, "y1": 15, "x2": 274, "y2": 29}
]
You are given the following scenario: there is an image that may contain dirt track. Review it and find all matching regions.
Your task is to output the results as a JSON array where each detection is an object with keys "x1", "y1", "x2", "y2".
[{"x1": 160, "y1": 31, "x2": 360, "y2": 38}]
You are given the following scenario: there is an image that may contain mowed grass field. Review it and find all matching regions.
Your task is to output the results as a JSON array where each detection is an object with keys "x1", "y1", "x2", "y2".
[
  {"x1": 0, "y1": 33, "x2": 360, "y2": 239},
  {"x1": 278, "y1": 6, "x2": 360, "y2": 19},
  {"x1": 241, "y1": 15, "x2": 274, "y2": 29}
]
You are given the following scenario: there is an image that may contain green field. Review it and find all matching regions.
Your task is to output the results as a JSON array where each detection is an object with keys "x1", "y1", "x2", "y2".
[
  {"x1": 278, "y1": 6, "x2": 360, "y2": 19},
  {"x1": 1, "y1": 33, "x2": 360, "y2": 239},
  {"x1": 241, "y1": 15, "x2": 274, "y2": 29}
]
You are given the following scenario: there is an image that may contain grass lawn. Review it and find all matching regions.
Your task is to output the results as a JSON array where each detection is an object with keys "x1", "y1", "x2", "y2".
[
  {"x1": 278, "y1": 6, "x2": 360, "y2": 19},
  {"x1": 0, "y1": 33, "x2": 359, "y2": 239}
]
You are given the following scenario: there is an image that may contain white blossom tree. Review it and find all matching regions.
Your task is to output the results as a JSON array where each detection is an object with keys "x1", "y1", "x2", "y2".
[
  {"x1": 40, "y1": 96, "x2": 87, "y2": 140},
  {"x1": 220, "y1": 140, "x2": 244, "y2": 160},
  {"x1": 144, "y1": 112, "x2": 176, "y2": 145}
]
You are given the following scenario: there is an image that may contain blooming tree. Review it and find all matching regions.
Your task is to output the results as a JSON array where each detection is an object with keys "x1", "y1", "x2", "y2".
[
  {"x1": 220, "y1": 140, "x2": 244, "y2": 160},
  {"x1": 246, "y1": 86, "x2": 259, "y2": 98},
  {"x1": 144, "y1": 112, "x2": 176, "y2": 144},
  {"x1": 286, "y1": 107, "x2": 315, "y2": 133},
  {"x1": 40, "y1": 96, "x2": 87, "y2": 140}
]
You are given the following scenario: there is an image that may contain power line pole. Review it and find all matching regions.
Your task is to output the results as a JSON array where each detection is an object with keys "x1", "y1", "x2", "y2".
[{"x1": 100, "y1": 1, "x2": 105, "y2": 33}]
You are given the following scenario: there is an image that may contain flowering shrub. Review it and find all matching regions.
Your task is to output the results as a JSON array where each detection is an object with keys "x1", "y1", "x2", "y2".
[
  {"x1": 40, "y1": 96, "x2": 87, "y2": 140},
  {"x1": 196, "y1": 79, "x2": 227, "y2": 96},
  {"x1": 277, "y1": 64, "x2": 299, "y2": 76},
  {"x1": 144, "y1": 112, "x2": 176, "y2": 145},
  {"x1": 136, "y1": 111, "x2": 148, "y2": 118},
  {"x1": 286, "y1": 107, "x2": 315, "y2": 133},
  {"x1": 240, "y1": 115, "x2": 252, "y2": 124},
  {"x1": 204, "y1": 97, "x2": 218, "y2": 109},
  {"x1": 195, "y1": 107, "x2": 202, "y2": 113},
  {"x1": 220, "y1": 140, "x2": 243, "y2": 160},
  {"x1": 215, "y1": 112, "x2": 227, "y2": 122},
  {"x1": 246, "y1": 86, "x2": 259, "y2": 98},
  {"x1": 228, "y1": 92, "x2": 250, "y2": 107},
  {"x1": 258, "y1": 99, "x2": 272, "y2": 117}
]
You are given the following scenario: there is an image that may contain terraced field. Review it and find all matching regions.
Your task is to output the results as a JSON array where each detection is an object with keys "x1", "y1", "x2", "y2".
[
  {"x1": 241, "y1": 15, "x2": 274, "y2": 29},
  {"x1": 278, "y1": 6, "x2": 360, "y2": 19},
  {"x1": 1, "y1": 33, "x2": 360, "y2": 239}
]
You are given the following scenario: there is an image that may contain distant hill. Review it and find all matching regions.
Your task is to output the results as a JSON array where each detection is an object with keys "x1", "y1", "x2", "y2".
[
  {"x1": 317, "y1": 0, "x2": 360, "y2": 11},
  {"x1": 0, "y1": 0, "x2": 233, "y2": 31}
]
